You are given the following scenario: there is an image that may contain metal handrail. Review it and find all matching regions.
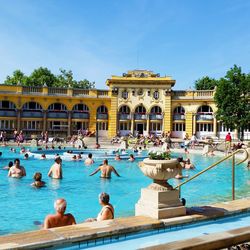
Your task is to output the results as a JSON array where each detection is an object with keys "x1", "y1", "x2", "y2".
[{"x1": 174, "y1": 149, "x2": 249, "y2": 200}]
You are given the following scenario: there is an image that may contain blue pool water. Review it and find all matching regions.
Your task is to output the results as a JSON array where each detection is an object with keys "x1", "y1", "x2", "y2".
[
  {"x1": 0, "y1": 146, "x2": 249, "y2": 235},
  {"x1": 81, "y1": 211, "x2": 250, "y2": 250}
]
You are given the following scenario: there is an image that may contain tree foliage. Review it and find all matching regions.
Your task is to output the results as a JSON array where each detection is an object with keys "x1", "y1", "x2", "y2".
[
  {"x1": 3, "y1": 67, "x2": 95, "y2": 89},
  {"x1": 214, "y1": 65, "x2": 250, "y2": 138},
  {"x1": 194, "y1": 76, "x2": 218, "y2": 90},
  {"x1": 4, "y1": 70, "x2": 29, "y2": 85}
]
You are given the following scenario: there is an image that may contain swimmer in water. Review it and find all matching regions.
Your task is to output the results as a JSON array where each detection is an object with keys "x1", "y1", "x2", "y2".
[
  {"x1": 48, "y1": 157, "x2": 63, "y2": 179},
  {"x1": 8, "y1": 158, "x2": 26, "y2": 178},
  {"x1": 31, "y1": 172, "x2": 46, "y2": 188},
  {"x1": 85, "y1": 153, "x2": 94, "y2": 166},
  {"x1": 89, "y1": 159, "x2": 120, "y2": 178}
]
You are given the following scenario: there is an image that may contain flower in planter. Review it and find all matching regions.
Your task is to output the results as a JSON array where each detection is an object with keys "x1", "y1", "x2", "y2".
[{"x1": 148, "y1": 151, "x2": 171, "y2": 160}]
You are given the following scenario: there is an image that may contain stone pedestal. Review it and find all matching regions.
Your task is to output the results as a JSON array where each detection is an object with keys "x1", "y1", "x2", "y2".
[{"x1": 135, "y1": 188, "x2": 186, "y2": 219}]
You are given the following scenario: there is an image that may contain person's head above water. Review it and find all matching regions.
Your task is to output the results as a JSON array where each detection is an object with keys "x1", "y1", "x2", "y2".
[
  {"x1": 99, "y1": 192, "x2": 110, "y2": 205},
  {"x1": 33, "y1": 172, "x2": 42, "y2": 181},
  {"x1": 54, "y1": 198, "x2": 67, "y2": 213},
  {"x1": 8, "y1": 161, "x2": 13, "y2": 168},
  {"x1": 103, "y1": 159, "x2": 108, "y2": 165},
  {"x1": 88, "y1": 153, "x2": 92, "y2": 158}
]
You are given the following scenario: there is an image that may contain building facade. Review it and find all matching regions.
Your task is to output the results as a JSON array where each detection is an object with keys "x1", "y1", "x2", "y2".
[{"x1": 0, "y1": 70, "x2": 249, "y2": 140}]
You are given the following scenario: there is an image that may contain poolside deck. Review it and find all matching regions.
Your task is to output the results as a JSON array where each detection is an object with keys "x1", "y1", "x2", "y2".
[{"x1": 1, "y1": 198, "x2": 250, "y2": 249}]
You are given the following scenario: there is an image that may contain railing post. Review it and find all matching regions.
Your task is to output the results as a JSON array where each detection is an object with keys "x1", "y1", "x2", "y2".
[{"x1": 232, "y1": 154, "x2": 235, "y2": 200}]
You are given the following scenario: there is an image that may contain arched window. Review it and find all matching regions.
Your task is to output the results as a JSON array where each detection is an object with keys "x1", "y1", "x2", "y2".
[
  {"x1": 174, "y1": 106, "x2": 185, "y2": 114},
  {"x1": 135, "y1": 105, "x2": 146, "y2": 114},
  {"x1": 22, "y1": 102, "x2": 43, "y2": 110},
  {"x1": 197, "y1": 105, "x2": 213, "y2": 114},
  {"x1": 119, "y1": 105, "x2": 130, "y2": 114},
  {"x1": 48, "y1": 103, "x2": 67, "y2": 111},
  {"x1": 73, "y1": 104, "x2": 89, "y2": 112},
  {"x1": 0, "y1": 101, "x2": 16, "y2": 110},
  {"x1": 150, "y1": 106, "x2": 162, "y2": 114},
  {"x1": 97, "y1": 105, "x2": 108, "y2": 114}
]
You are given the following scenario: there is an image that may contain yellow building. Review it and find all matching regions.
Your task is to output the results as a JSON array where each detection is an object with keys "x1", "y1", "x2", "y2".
[{"x1": 0, "y1": 70, "x2": 249, "y2": 140}]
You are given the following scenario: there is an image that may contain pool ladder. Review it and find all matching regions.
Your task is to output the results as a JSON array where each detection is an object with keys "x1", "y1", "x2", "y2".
[{"x1": 174, "y1": 148, "x2": 249, "y2": 200}]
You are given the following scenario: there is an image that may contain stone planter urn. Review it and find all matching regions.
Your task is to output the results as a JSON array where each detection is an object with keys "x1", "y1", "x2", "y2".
[{"x1": 135, "y1": 158, "x2": 186, "y2": 219}]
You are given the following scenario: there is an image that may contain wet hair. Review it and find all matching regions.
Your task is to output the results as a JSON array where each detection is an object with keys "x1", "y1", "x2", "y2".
[
  {"x1": 88, "y1": 153, "x2": 92, "y2": 158},
  {"x1": 14, "y1": 158, "x2": 20, "y2": 164},
  {"x1": 55, "y1": 157, "x2": 61, "y2": 162},
  {"x1": 8, "y1": 161, "x2": 13, "y2": 168},
  {"x1": 0, "y1": 152, "x2": 2, "y2": 156},
  {"x1": 103, "y1": 159, "x2": 108, "y2": 165},
  {"x1": 24, "y1": 153, "x2": 29, "y2": 158},
  {"x1": 54, "y1": 198, "x2": 67, "y2": 213},
  {"x1": 177, "y1": 157, "x2": 183, "y2": 162},
  {"x1": 130, "y1": 154, "x2": 134, "y2": 158},
  {"x1": 99, "y1": 192, "x2": 110, "y2": 204},
  {"x1": 33, "y1": 172, "x2": 42, "y2": 181}
]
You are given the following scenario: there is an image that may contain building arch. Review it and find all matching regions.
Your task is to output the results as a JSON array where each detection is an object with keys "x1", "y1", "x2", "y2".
[
  {"x1": 150, "y1": 105, "x2": 162, "y2": 114},
  {"x1": 134, "y1": 104, "x2": 146, "y2": 114},
  {"x1": 22, "y1": 101, "x2": 43, "y2": 111},
  {"x1": 48, "y1": 103, "x2": 68, "y2": 111},
  {"x1": 0, "y1": 100, "x2": 16, "y2": 110},
  {"x1": 72, "y1": 103, "x2": 89, "y2": 112},
  {"x1": 197, "y1": 105, "x2": 213, "y2": 113},
  {"x1": 119, "y1": 105, "x2": 131, "y2": 114},
  {"x1": 97, "y1": 105, "x2": 108, "y2": 114}
]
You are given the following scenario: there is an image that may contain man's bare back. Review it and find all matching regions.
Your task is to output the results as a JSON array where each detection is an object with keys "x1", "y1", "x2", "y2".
[
  {"x1": 89, "y1": 159, "x2": 120, "y2": 178},
  {"x1": 44, "y1": 213, "x2": 75, "y2": 229},
  {"x1": 48, "y1": 158, "x2": 62, "y2": 179}
]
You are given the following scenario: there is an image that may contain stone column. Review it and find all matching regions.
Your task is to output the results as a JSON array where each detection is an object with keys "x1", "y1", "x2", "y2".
[
  {"x1": 213, "y1": 117, "x2": 217, "y2": 137},
  {"x1": 130, "y1": 113, "x2": 134, "y2": 135},
  {"x1": 17, "y1": 109, "x2": 21, "y2": 132},
  {"x1": 146, "y1": 113, "x2": 150, "y2": 136},
  {"x1": 192, "y1": 114, "x2": 196, "y2": 135},
  {"x1": 185, "y1": 112, "x2": 193, "y2": 137},
  {"x1": 67, "y1": 111, "x2": 72, "y2": 137},
  {"x1": 43, "y1": 110, "x2": 47, "y2": 132}
]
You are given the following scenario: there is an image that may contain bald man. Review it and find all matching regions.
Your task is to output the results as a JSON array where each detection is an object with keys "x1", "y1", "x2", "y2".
[{"x1": 43, "y1": 198, "x2": 76, "y2": 229}]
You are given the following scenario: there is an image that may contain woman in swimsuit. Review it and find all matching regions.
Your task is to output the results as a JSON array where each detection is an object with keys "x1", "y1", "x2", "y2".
[{"x1": 85, "y1": 192, "x2": 114, "y2": 222}]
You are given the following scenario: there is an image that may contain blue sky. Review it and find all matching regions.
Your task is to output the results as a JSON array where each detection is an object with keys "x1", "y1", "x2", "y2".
[{"x1": 0, "y1": 0, "x2": 250, "y2": 89}]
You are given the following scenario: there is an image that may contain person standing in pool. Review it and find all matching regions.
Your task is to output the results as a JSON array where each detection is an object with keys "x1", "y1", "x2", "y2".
[
  {"x1": 43, "y1": 198, "x2": 76, "y2": 229},
  {"x1": 84, "y1": 153, "x2": 94, "y2": 165},
  {"x1": 8, "y1": 158, "x2": 26, "y2": 178},
  {"x1": 48, "y1": 157, "x2": 63, "y2": 179},
  {"x1": 89, "y1": 159, "x2": 120, "y2": 178}
]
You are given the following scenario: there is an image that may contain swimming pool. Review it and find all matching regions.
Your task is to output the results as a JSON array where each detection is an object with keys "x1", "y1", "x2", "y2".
[
  {"x1": 74, "y1": 211, "x2": 250, "y2": 249},
  {"x1": 0, "y1": 146, "x2": 249, "y2": 235}
]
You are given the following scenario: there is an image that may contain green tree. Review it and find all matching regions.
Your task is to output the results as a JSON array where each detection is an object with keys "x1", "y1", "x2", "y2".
[
  {"x1": 214, "y1": 65, "x2": 250, "y2": 139},
  {"x1": 4, "y1": 70, "x2": 28, "y2": 85},
  {"x1": 194, "y1": 76, "x2": 218, "y2": 90},
  {"x1": 73, "y1": 79, "x2": 95, "y2": 89},
  {"x1": 28, "y1": 67, "x2": 58, "y2": 87},
  {"x1": 57, "y1": 68, "x2": 76, "y2": 88}
]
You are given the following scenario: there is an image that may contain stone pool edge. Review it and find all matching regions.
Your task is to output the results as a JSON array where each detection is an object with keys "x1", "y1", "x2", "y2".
[{"x1": 0, "y1": 198, "x2": 250, "y2": 249}]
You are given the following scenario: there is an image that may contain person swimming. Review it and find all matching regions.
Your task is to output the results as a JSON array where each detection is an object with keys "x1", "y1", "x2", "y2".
[
  {"x1": 31, "y1": 172, "x2": 46, "y2": 188},
  {"x1": 3, "y1": 161, "x2": 13, "y2": 170},
  {"x1": 89, "y1": 159, "x2": 120, "y2": 178},
  {"x1": 128, "y1": 154, "x2": 135, "y2": 162}
]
